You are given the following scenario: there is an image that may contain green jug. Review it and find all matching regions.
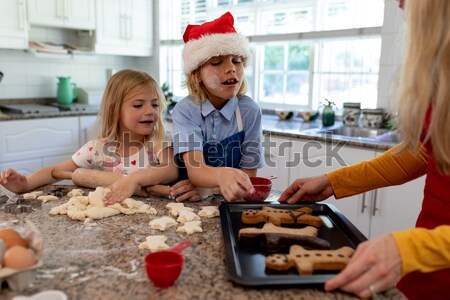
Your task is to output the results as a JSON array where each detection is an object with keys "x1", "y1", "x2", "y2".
[{"x1": 57, "y1": 76, "x2": 77, "y2": 106}]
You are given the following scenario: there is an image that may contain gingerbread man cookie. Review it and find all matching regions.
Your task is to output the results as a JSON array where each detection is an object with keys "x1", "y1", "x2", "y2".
[
  {"x1": 241, "y1": 206, "x2": 323, "y2": 227},
  {"x1": 265, "y1": 245, "x2": 354, "y2": 275},
  {"x1": 239, "y1": 223, "x2": 330, "y2": 252}
]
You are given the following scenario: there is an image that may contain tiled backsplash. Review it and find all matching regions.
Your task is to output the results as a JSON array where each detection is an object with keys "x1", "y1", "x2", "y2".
[{"x1": 0, "y1": 27, "x2": 158, "y2": 100}]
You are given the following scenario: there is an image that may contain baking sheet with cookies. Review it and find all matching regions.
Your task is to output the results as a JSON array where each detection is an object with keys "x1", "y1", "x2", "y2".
[{"x1": 219, "y1": 202, "x2": 367, "y2": 286}]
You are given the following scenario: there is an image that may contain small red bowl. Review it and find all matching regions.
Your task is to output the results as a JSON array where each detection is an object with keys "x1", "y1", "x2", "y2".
[
  {"x1": 145, "y1": 251, "x2": 184, "y2": 288},
  {"x1": 244, "y1": 177, "x2": 273, "y2": 202}
]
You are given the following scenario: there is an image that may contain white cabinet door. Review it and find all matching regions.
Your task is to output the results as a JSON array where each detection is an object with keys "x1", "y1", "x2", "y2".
[
  {"x1": 27, "y1": 0, "x2": 95, "y2": 29},
  {"x1": 0, "y1": 117, "x2": 79, "y2": 163},
  {"x1": 0, "y1": 0, "x2": 28, "y2": 49},
  {"x1": 79, "y1": 115, "x2": 99, "y2": 145},
  {"x1": 63, "y1": 0, "x2": 95, "y2": 29},
  {"x1": 259, "y1": 135, "x2": 291, "y2": 191},
  {"x1": 27, "y1": 0, "x2": 63, "y2": 27},
  {"x1": 369, "y1": 150, "x2": 425, "y2": 237},
  {"x1": 289, "y1": 139, "x2": 375, "y2": 237},
  {"x1": 95, "y1": 0, "x2": 153, "y2": 56}
]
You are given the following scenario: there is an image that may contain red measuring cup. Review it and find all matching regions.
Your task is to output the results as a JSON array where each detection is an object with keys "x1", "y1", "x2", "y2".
[{"x1": 144, "y1": 240, "x2": 191, "y2": 288}]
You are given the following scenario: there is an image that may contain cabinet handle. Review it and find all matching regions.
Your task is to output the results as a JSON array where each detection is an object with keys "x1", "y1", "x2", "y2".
[
  {"x1": 372, "y1": 189, "x2": 379, "y2": 216},
  {"x1": 361, "y1": 192, "x2": 367, "y2": 213}
]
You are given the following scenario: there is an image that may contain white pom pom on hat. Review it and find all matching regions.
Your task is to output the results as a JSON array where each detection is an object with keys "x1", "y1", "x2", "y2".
[{"x1": 182, "y1": 12, "x2": 251, "y2": 75}]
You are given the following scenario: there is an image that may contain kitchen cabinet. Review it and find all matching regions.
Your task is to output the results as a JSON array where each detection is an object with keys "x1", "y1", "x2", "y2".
[
  {"x1": 0, "y1": 0, "x2": 28, "y2": 49},
  {"x1": 0, "y1": 117, "x2": 80, "y2": 174},
  {"x1": 79, "y1": 115, "x2": 99, "y2": 145},
  {"x1": 27, "y1": 0, "x2": 95, "y2": 30},
  {"x1": 95, "y1": 0, "x2": 153, "y2": 56},
  {"x1": 259, "y1": 135, "x2": 291, "y2": 191},
  {"x1": 288, "y1": 139, "x2": 424, "y2": 238}
]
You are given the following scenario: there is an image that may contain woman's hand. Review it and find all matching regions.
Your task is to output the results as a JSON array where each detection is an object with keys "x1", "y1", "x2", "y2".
[
  {"x1": 325, "y1": 234, "x2": 402, "y2": 298},
  {"x1": 0, "y1": 168, "x2": 28, "y2": 193},
  {"x1": 219, "y1": 168, "x2": 254, "y2": 202},
  {"x1": 103, "y1": 176, "x2": 138, "y2": 205},
  {"x1": 171, "y1": 180, "x2": 202, "y2": 202},
  {"x1": 279, "y1": 175, "x2": 334, "y2": 204}
]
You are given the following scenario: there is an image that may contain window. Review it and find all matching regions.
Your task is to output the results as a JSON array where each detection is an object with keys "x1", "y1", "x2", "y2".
[{"x1": 159, "y1": 0, "x2": 384, "y2": 110}]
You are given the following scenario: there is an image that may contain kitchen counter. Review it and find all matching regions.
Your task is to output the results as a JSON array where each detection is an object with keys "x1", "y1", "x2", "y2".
[
  {"x1": 261, "y1": 115, "x2": 397, "y2": 151},
  {"x1": 0, "y1": 185, "x2": 405, "y2": 300}
]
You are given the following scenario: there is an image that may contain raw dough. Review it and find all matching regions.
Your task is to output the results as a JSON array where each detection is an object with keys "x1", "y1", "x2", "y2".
[
  {"x1": 37, "y1": 195, "x2": 59, "y2": 203},
  {"x1": 166, "y1": 203, "x2": 194, "y2": 217},
  {"x1": 149, "y1": 216, "x2": 178, "y2": 231},
  {"x1": 67, "y1": 189, "x2": 84, "y2": 197},
  {"x1": 109, "y1": 198, "x2": 157, "y2": 215},
  {"x1": 138, "y1": 235, "x2": 170, "y2": 252},
  {"x1": 49, "y1": 187, "x2": 157, "y2": 221},
  {"x1": 177, "y1": 221, "x2": 202, "y2": 234},
  {"x1": 23, "y1": 193, "x2": 37, "y2": 200},
  {"x1": 177, "y1": 210, "x2": 200, "y2": 223},
  {"x1": 198, "y1": 206, "x2": 219, "y2": 218}
]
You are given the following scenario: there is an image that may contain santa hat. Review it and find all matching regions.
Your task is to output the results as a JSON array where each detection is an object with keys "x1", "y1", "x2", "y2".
[{"x1": 182, "y1": 12, "x2": 251, "y2": 75}]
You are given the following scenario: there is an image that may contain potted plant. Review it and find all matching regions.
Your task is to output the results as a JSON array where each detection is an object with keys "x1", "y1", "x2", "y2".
[{"x1": 322, "y1": 98, "x2": 336, "y2": 127}]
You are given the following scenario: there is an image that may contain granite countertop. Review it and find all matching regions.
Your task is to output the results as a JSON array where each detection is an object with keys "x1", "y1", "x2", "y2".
[
  {"x1": 261, "y1": 115, "x2": 398, "y2": 151},
  {"x1": 0, "y1": 185, "x2": 405, "y2": 300}
]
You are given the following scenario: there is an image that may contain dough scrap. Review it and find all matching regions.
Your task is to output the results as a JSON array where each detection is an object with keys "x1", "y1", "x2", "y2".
[
  {"x1": 149, "y1": 216, "x2": 178, "y2": 231},
  {"x1": 198, "y1": 206, "x2": 219, "y2": 218},
  {"x1": 23, "y1": 193, "x2": 37, "y2": 200},
  {"x1": 67, "y1": 189, "x2": 84, "y2": 197},
  {"x1": 177, "y1": 210, "x2": 200, "y2": 223},
  {"x1": 166, "y1": 203, "x2": 194, "y2": 217},
  {"x1": 109, "y1": 198, "x2": 157, "y2": 215},
  {"x1": 37, "y1": 195, "x2": 59, "y2": 203},
  {"x1": 138, "y1": 235, "x2": 170, "y2": 252},
  {"x1": 48, "y1": 187, "x2": 157, "y2": 221},
  {"x1": 176, "y1": 221, "x2": 202, "y2": 234}
]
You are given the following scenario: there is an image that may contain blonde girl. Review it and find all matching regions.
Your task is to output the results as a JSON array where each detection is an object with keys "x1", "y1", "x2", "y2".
[{"x1": 1, "y1": 69, "x2": 197, "y2": 203}]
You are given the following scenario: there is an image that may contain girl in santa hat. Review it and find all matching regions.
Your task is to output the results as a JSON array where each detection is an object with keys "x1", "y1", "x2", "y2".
[{"x1": 171, "y1": 12, "x2": 264, "y2": 202}]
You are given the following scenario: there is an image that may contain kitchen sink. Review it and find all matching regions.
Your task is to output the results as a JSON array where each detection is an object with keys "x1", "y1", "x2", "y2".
[
  {"x1": 301, "y1": 125, "x2": 402, "y2": 144},
  {"x1": 318, "y1": 126, "x2": 390, "y2": 138}
]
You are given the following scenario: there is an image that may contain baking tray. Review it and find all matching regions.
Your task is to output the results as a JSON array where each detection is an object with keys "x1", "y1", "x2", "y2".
[{"x1": 219, "y1": 202, "x2": 367, "y2": 286}]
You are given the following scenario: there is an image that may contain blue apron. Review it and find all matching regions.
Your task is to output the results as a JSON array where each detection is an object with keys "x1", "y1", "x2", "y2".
[{"x1": 175, "y1": 105, "x2": 244, "y2": 181}]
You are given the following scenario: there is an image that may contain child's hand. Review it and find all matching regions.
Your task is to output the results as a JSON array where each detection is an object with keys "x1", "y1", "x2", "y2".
[
  {"x1": 103, "y1": 176, "x2": 137, "y2": 205},
  {"x1": 0, "y1": 168, "x2": 28, "y2": 193},
  {"x1": 171, "y1": 180, "x2": 202, "y2": 202},
  {"x1": 219, "y1": 168, "x2": 255, "y2": 202}
]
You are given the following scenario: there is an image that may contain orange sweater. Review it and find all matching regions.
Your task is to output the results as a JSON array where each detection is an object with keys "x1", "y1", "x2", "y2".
[{"x1": 326, "y1": 143, "x2": 450, "y2": 275}]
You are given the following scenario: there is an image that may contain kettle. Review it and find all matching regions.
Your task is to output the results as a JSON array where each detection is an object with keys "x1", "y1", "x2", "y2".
[{"x1": 57, "y1": 76, "x2": 77, "y2": 105}]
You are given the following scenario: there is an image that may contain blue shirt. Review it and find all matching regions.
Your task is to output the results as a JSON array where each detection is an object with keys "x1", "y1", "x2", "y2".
[{"x1": 172, "y1": 95, "x2": 264, "y2": 169}]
